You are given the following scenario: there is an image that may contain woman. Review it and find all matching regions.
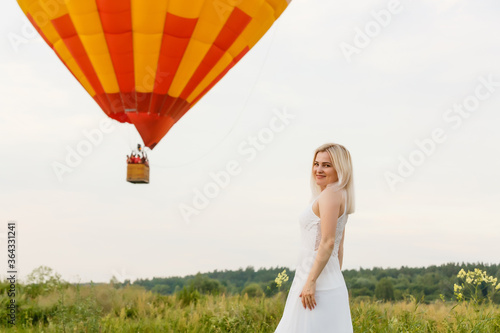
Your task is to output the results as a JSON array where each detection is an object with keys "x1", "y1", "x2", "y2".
[{"x1": 274, "y1": 143, "x2": 355, "y2": 332}]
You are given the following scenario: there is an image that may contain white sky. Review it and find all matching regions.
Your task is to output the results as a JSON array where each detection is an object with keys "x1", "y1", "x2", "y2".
[{"x1": 1, "y1": 0, "x2": 499, "y2": 284}]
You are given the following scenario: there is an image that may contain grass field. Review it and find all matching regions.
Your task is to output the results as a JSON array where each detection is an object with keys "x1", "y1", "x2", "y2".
[{"x1": 1, "y1": 281, "x2": 499, "y2": 332}]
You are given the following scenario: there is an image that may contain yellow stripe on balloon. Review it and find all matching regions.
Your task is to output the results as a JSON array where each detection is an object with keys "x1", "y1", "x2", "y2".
[
  {"x1": 169, "y1": 0, "x2": 205, "y2": 18},
  {"x1": 267, "y1": 0, "x2": 289, "y2": 18},
  {"x1": 245, "y1": 2, "x2": 276, "y2": 49},
  {"x1": 63, "y1": 0, "x2": 99, "y2": 32},
  {"x1": 131, "y1": 0, "x2": 168, "y2": 93},
  {"x1": 39, "y1": 0, "x2": 68, "y2": 18},
  {"x1": 169, "y1": 0, "x2": 226, "y2": 97},
  {"x1": 24, "y1": 0, "x2": 56, "y2": 27},
  {"x1": 238, "y1": 0, "x2": 264, "y2": 18},
  {"x1": 66, "y1": 0, "x2": 119, "y2": 93}
]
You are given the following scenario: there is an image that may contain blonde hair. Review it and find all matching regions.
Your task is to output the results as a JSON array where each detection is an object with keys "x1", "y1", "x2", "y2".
[{"x1": 309, "y1": 143, "x2": 355, "y2": 215}]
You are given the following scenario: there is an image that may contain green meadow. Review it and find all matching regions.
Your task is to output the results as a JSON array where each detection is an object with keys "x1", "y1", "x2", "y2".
[{"x1": 1, "y1": 263, "x2": 499, "y2": 332}]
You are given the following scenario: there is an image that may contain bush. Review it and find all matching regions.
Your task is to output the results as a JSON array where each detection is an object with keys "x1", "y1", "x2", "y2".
[
  {"x1": 241, "y1": 283, "x2": 264, "y2": 297},
  {"x1": 176, "y1": 285, "x2": 200, "y2": 307},
  {"x1": 375, "y1": 278, "x2": 395, "y2": 301}
]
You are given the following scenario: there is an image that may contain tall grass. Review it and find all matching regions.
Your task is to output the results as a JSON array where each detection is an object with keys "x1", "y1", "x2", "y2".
[
  {"x1": 352, "y1": 296, "x2": 500, "y2": 332},
  {"x1": 1, "y1": 279, "x2": 499, "y2": 332}
]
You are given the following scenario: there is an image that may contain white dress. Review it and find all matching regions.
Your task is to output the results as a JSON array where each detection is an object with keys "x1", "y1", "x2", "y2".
[{"x1": 274, "y1": 189, "x2": 353, "y2": 333}]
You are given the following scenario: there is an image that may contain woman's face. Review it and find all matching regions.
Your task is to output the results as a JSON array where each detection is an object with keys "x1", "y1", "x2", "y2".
[{"x1": 313, "y1": 151, "x2": 338, "y2": 189}]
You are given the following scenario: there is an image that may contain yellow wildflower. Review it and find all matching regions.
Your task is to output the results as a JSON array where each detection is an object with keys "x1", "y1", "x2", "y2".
[{"x1": 275, "y1": 269, "x2": 289, "y2": 288}]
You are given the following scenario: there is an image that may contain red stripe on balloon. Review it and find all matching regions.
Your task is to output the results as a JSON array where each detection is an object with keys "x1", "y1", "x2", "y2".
[
  {"x1": 92, "y1": 94, "x2": 130, "y2": 123},
  {"x1": 179, "y1": 7, "x2": 252, "y2": 100},
  {"x1": 127, "y1": 112, "x2": 177, "y2": 149},
  {"x1": 93, "y1": 94, "x2": 114, "y2": 119},
  {"x1": 136, "y1": 92, "x2": 153, "y2": 113},
  {"x1": 167, "y1": 97, "x2": 190, "y2": 120},
  {"x1": 94, "y1": 96, "x2": 129, "y2": 123},
  {"x1": 159, "y1": 95, "x2": 177, "y2": 115},
  {"x1": 154, "y1": 13, "x2": 198, "y2": 95},
  {"x1": 106, "y1": 93, "x2": 123, "y2": 114},
  {"x1": 97, "y1": 0, "x2": 135, "y2": 111},
  {"x1": 149, "y1": 93, "x2": 165, "y2": 114}
]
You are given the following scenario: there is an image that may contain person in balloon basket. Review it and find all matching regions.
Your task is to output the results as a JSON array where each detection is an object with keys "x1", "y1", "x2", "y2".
[
  {"x1": 141, "y1": 154, "x2": 149, "y2": 167},
  {"x1": 127, "y1": 153, "x2": 138, "y2": 164},
  {"x1": 274, "y1": 143, "x2": 355, "y2": 333},
  {"x1": 126, "y1": 151, "x2": 149, "y2": 166}
]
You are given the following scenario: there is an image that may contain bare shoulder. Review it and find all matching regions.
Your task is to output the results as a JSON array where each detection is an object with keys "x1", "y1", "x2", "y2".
[{"x1": 317, "y1": 186, "x2": 343, "y2": 211}]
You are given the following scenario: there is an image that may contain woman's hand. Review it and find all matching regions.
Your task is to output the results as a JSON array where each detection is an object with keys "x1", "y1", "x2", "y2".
[{"x1": 299, "y1": 280, "x2": 317, "y2": 310}]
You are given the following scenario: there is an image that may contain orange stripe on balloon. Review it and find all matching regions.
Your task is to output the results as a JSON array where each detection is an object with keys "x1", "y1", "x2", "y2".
[
  {"x1": 180, "y1": 46, "x2": 249, "y2": 122},
  {"x1": 154, "y1": 13, "x2": 198, "y2": 95},
  {"x1": 27, "y1": 13, "x2": 72, "y2": 82},
  {"x1": 51, "y1": 14, "x2": 120, "y2": 117},
  {"x1": 179, "y1": 8, "x2": 252, "y2": 100},
  {"x1": 150, "y1": 13, "x2": 197, "y2": 116},
  {"x1": 51, "y1": 14, "x2": 105, "y2": 97},
  {"x1": 30, "y1": 12, "x2": 116, "y2": 118},
  {"x1": 27, "y1": 13, "x2": 53, "y2": 49}
]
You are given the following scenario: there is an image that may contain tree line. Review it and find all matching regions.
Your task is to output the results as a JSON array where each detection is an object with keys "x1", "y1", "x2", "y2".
[{"x1": 128, "y1": 262, "x2": 500, "y2": 304}]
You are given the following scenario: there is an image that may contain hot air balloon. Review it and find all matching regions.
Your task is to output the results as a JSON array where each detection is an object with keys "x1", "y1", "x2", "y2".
[{"x1": 16, "y1": 0, "x2": 292, "y2": 152}]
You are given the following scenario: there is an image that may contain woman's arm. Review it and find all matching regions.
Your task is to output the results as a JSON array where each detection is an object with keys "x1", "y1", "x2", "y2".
[
  {"x1": 338, "y1": 228, "x2": 345, "y2": 270},
  {"x1": 306, "y1": 188, "x2": 343, "y2": 283}
]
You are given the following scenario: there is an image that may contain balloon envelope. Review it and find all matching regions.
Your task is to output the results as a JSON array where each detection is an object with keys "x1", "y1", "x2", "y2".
[{"x1": 17, "y1": 0, "x2": 291, "y2": 148}]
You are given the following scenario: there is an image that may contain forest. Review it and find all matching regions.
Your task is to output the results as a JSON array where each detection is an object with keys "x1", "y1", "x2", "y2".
[{"x1": 130, "y1": 261, "x2": 500, "y2": 304}]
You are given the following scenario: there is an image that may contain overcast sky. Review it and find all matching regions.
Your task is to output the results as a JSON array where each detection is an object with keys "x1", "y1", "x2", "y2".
[{"x1": 1, "y1": 0, "x2": 499, "y2": 284}]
